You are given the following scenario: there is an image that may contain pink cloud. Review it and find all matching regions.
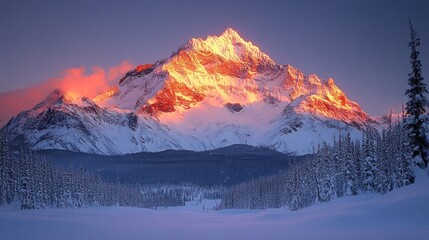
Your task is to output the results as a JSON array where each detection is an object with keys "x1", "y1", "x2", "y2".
[{"x1": 0, "y1": 61, "x2": 133, "y2": 126}]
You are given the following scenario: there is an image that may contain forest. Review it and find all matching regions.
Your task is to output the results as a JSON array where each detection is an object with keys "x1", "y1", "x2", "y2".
[{"x1": 220, "y1": 117, "x2": 419, "y2": 210}]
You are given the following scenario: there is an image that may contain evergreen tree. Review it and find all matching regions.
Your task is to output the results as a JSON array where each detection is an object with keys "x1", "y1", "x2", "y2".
[
  {"x1": 0, "y1": 129, "x2": 14, "y2": 205},
  {"x1": 343, "y1": 133, "x2": 357, "y2": 196},
  {"x1": 353, "y1": 140, "x2": 363, "y2": 189},
  {"x1": 314, "y1": 143, "x2": 337, "y2": 202},
  {"x1": 332, "y1": 137, "x2": 344, "y2": 197},
  {"x1": 405, "y1": 20, "x2": 429, "y2": 169},
  {"x1": 313, "y1": 145, "x2": 323, "y2": 204},
  {"x1": 375, "y1": 129, "x2": 392, "y2": 193},
  {"x1": 19, "y1": 147, "x2": 34, "y2": 209},
  {"x1": 362, "y1": 130, "x2": 376, "y2": 192},
  {"x1": 374, "y1": 130, "x2": 389, "y2": 193},
  {"x1": 398, "y1": 120, "x2": 415, "y2": 186},
  {"x1": 288, "y1": 165, "x2": 303, "y2": 210}
]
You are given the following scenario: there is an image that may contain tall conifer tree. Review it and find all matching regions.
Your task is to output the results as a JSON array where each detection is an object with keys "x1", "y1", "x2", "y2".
[{"x1": 405, "y1": 20, "x2": 429, "y2": 169}]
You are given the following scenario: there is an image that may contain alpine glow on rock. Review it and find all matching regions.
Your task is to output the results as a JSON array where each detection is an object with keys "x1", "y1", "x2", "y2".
[{"x1": 3, "y1": 29, "x2": 375, "y2": 155}]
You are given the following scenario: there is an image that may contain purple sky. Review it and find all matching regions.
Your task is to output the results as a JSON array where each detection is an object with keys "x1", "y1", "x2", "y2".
[{"x1": 1, "y1": 0, "x2": 428, "y2": 118}]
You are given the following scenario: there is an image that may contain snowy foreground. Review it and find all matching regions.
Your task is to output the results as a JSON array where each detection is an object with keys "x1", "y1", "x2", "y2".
[{"x1": 1, "y1": 176, "x2": 428, "y2": 240}]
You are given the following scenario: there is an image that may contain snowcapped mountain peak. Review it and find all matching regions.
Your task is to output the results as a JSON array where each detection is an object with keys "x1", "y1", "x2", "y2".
[
  {"x1": 181, "y1": 28, "x2": 274, "y2": 66},
  {"x1": 220, "y1": 28, "x2": 244, "y2": 42},
  {"x1": 4, "y1": 29, "x2": 377, "y2": 155},
  {"x1": 30, "y1": 89, "x2": 65, "y2": 114}
]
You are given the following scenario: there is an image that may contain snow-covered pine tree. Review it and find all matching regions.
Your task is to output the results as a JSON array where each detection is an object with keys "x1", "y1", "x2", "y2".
[
  {"x1": 19, "y1": 146, "x2": 34, "y2": 209},
  {"x1": 45, "y1": 163, "x2": 55, "y2": 207},
  {"x1": 353, "y1": 140, "x2": 362, "y2": 189},
  {"x1": 1, "y1": 130, "x2": 17, "y2": 205},
  {"x1": 332, "y1": 136, "x2": 345, "y2": 197},
  {"x1": 34, "y1": 155, "x2": 48, "y2": 208},
  {"x1": 374, "y1": 129, "x2": 390, "y2": 193},
  {"x1": 74, "y1": 167, "x2": 86, "y2": 208},
  {"x1": 362, "y1": 130, "x2": 376, "y2": 192},
  {"x1": 315, "y1": 143, "x2": 337, "y2": 202},
  {"x1": 398, "y1": 117, "x2": 415, "y2": 186},
  {"x1": 63, "y1": 170, "x2": 74, "y2": 208},
  {"x1": 301, "y1": 157, "x2": 316, "y2": 207},
  {"x1": 0, "y1": 129, "x2": 6, "y2": 205},
  {"x1": 313, "y1": 145, "x2": 323, "y2": 204},
  {"x1": 288, "y1": 165, "x2": 303, "y2": 210},
  {"x1": 405, "y1": 19, "x2": 429, "y2": 169},
  {"x1": 53, "y1": 168, "x2": 66, "y2": 208},
  {"x1": 343, "y1": 133, "x2": 358, "y2": 196},
  {"x1": 385, "y1": 113, "x2": 396, "y2": 190}
]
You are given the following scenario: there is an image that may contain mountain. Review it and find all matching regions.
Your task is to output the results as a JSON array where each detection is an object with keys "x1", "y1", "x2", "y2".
[{"x1": 3, "y1": 28, "x2": 376, "y2": 155}]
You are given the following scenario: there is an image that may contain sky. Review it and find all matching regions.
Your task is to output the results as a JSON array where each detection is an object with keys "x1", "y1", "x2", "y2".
[{"x1": 0, "y1": 0, "x2": 428, "y2": 124}]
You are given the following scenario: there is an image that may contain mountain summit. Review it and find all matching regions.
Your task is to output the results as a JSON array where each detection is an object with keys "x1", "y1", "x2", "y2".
[
  {"x1": 184, "y1": 28, "x2": 273, "y2": 64},
  {"x1": 4, "y1": 29, "x2": 374, "y2": 155}
]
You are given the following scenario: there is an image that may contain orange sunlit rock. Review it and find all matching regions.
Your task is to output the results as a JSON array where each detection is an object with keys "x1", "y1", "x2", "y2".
[
  {"x1": 140, "y1": 79, "x2": 205, "y2": 116},
  {"x1": 136, "y1": 64, "x2": 153, "y2": 72},
  {"x1": 300, "y1": 95, "x2": 367, "y2": 123}
]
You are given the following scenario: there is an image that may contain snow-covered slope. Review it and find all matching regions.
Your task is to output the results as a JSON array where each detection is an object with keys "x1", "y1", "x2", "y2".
[
  {"x1": 4, "y1": 28, "x2": 376, "y2": 155},
  {"x1": 1, "y1": 173, "x2": 428, "y2": 240}
]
